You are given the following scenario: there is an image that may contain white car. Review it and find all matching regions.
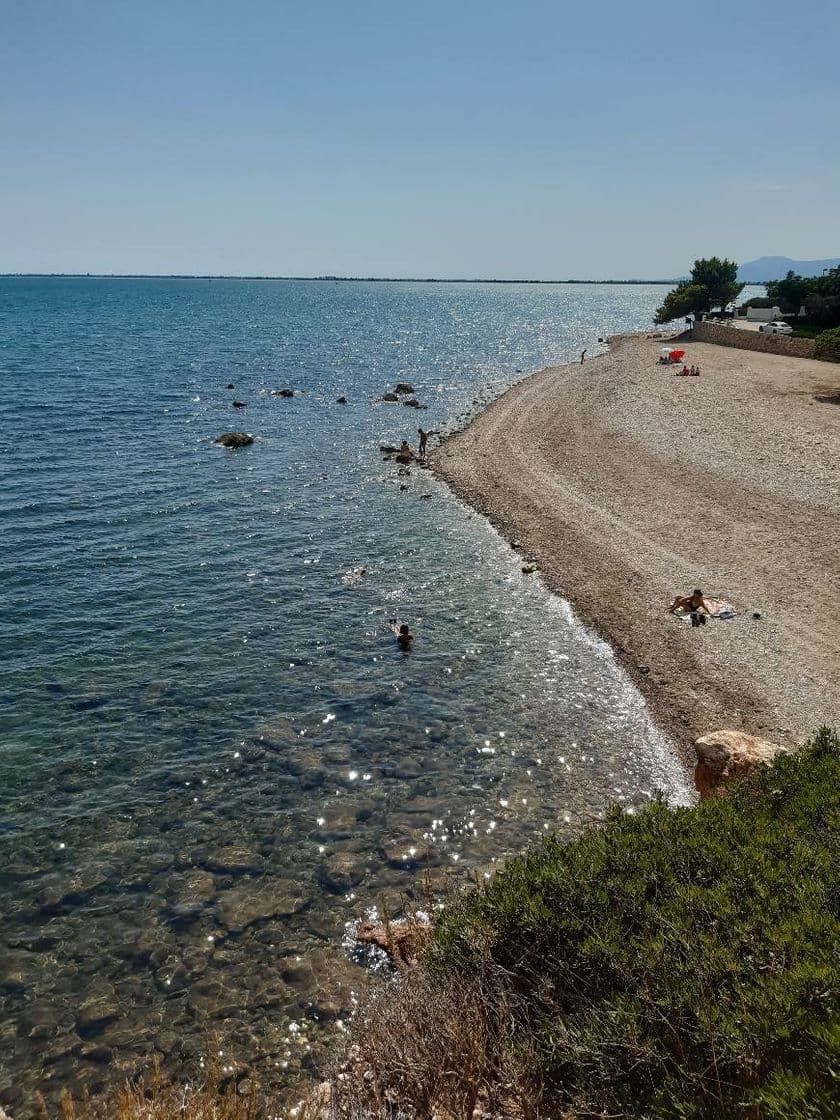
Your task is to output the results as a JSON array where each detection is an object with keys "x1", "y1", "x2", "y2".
[{"x1": 758, "y1": 320, "x2": 793, "y2": 335}]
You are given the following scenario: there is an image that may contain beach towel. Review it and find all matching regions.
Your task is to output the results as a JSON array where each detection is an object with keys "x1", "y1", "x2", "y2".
[{"x1": 673, "y1": 598, "x2": 736, "y2": 622}]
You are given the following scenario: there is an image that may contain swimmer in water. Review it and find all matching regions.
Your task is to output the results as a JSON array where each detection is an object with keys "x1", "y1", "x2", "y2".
[{"x1": 389, "y1": 619, "x2": 414, "y2": 650}]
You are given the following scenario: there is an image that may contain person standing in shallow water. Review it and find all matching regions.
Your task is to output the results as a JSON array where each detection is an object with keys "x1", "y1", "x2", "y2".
[
  {"x1": 418, "y1": 427, "x2": 428, "y2": 458},
  {"x1": 580, "y1": 349, "x2": 587, "y2": 364}
]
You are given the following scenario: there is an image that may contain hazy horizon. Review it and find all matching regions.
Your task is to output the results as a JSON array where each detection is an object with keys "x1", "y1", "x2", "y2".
[
  {"x1": 2, "y1": 0, "x2": 838, "y2": 278},
  {"x1": 1, "y1": 271, "x2": 682, "y2": 281}
]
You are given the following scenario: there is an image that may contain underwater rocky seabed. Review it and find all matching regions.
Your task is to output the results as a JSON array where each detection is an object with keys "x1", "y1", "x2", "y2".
[{"x1": 0, "y1": 279, "x2": 700, "y2": 1109}]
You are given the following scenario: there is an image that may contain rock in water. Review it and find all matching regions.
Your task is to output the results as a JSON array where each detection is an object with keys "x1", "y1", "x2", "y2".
[
  {"x1": 380, "y1": 392, "x2": 399, "y2": 403},
  {"x1": 232, "y1": 399, "x2": 246, "y2": 408},
  {"x1": 271, "y1": 388, "x2": 295, "y2": 397},
  {"x1": 394, "y1": 382, "x2": 414, "y2": 395},
  {"x1": 318, "y1": 851, "x2": 365, "y2": 893},
  {"x1": 336, "y1": 395, "x2": 348, "y2": 404},
  {"x1": 216, "y1": 879, "x2": 311, "y2": 932},
  {"x1": 694, "y1": 729, "x2": 789, "y2": 799},
  {"x1": 168, "y1": 870, "x2": 216, "y2": 921},
  {"x1": 214, "y1": 432, "x2": 254, "y2": 448},
  {"x1": 355, "y1": 918, "x2": 431, "y2": 966}
]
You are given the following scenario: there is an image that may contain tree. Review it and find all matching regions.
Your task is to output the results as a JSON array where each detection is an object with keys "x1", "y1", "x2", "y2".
[
  {"x1": 653, "y1": 283, "x2": 708, "y2": 324},
  {"x1": 654, "y1": 257, "x2": 743, "y2": 325},
  {"x1": 766, "y1": 269, "x2": 813, "y2": 314},
  {"x1": 805, "y1": 265, "x2": 840, "y2": 329},
  {"x1": 690, "y1": 256, "x2": 744, "y2": 307}
]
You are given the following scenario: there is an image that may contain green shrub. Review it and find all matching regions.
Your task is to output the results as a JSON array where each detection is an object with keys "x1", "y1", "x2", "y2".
[
  {"x1": 813, "y1": 326, "x2": 840, "y2": 362},
  {"x1": 395, "y1": 730, "x2": 839, "y2": 1119}
]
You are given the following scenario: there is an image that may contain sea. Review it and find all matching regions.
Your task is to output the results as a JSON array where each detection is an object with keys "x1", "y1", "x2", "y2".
[{"x1": 0, "y1": 277, "x2": 696, "y2": 1109}]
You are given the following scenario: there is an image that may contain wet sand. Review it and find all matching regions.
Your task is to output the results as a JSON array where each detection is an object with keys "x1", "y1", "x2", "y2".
[{"x1": 432, "y1": 334, "x2": 840, "y2": 759}]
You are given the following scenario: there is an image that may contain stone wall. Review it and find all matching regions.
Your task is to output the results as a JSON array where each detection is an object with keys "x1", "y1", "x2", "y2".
[{"x1": 692, "y1": 320, "x2": 816, "y2": 359}]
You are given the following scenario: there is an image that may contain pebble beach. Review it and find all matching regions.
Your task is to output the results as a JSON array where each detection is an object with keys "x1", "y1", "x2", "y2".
[{"x1": 433, "y1": 333, "x2": 840, "y2": 755}]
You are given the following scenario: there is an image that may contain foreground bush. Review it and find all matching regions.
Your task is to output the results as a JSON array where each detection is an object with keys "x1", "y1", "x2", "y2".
[
  {"x1": 813, "y1": 326, "x2": 840, "y2": 363},
  {"x1": 339, "y1": 730, "x2": 839, "y2": 1119}
]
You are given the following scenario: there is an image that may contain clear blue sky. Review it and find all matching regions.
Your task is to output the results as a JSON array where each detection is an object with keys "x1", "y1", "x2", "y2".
[{"x1": 2, "y1": 0, "x2": 838, "y2": 277}]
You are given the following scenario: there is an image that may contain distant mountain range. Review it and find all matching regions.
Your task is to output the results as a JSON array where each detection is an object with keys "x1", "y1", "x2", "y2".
[{"x1": 737, "y1": 256, "x2": 840, "y2": 282}]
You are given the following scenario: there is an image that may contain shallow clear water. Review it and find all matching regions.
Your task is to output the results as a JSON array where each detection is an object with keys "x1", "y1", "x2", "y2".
[{"x1": 0, "y1": 278, "x2": 692, "y2": 1108}]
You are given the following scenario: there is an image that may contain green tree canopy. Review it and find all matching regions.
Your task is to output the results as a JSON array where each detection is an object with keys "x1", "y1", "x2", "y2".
[
  {"x1": 653, "y1": 283, "x2": 708, "y2": 324},
  {"x1": 654, "y1": 256, "x2": 744, "y2": 325},
  {"x1": 766, "y1": 269, "x2": 812, "y2": 313},
  {"x1": 805, "y1": 265, "x2": 840, "y2": 328}
]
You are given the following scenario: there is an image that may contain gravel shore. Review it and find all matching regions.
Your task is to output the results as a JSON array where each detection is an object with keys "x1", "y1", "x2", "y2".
[{"x1": 432, "y1": 334, "x2": 840, "y2": 760}]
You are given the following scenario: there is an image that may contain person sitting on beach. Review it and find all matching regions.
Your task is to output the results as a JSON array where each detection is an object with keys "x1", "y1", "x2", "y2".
[
  {"x1": 389, "y1": 620, "x2": 413, "y2": 650},
  {"x1": 692, "y1": 364, "x2": 701, "y2": 377},
  {"x1": 668, "y1": 589, "x2": 712, "y2": 619}
]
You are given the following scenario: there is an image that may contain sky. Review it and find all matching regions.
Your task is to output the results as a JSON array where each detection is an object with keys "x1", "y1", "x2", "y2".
[{"x1": 1, "y1": 0, "x2": 838, "y2": 278}]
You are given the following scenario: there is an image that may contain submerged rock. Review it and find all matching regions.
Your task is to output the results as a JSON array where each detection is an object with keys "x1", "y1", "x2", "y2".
[
  {"x1": 39, "y1": 863, "x2": 111, "y2": 910},
  {"x1": 204, "y1": 844, "x2": 263, "y2": 875},
  {"x1": 402, "y1": 397, "x2": 427, "y2": 409},
  {"x1": 355, "y1": 918, "x2": 431, "y2": 966},
  {"x1": 1, "y1": 949, "x2": 45, "y2": 994},
  {"x1": 214, "y1": 431, "x2": 254, "y2": 448},
  {"x1": 318, "y1": 851, "x2": 366, "y2": 893},
  {"x1": 694, "y1": 729, "x2": 788, "y2": 799},
  {"x1": 271, "y1": 388, "x2": 295, "y2": 397},
  {"x1": 167, "y1": 870, "x2": 216, "y2": 921},
  {"x1": 216, "y1": 879, "x2": 311, "y2": 932},
  {"x1": 254, "y1": 715, "x2": 300, "y2": 750},
  {"x1": 232, "y1": 399, "x2": 246, "y2": 408},
  {"x1": 76, "y1": 989, "x2": 119, "y2": 1037}
]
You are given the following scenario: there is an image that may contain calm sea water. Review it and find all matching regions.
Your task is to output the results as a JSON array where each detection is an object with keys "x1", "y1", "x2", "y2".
[{"x1": 0, "y1": 278, "x2": 694, "y2": 1108}]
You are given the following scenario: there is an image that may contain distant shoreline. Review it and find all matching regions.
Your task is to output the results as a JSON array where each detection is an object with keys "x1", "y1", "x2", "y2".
[{"x1": 0, "y1": 273, "x2": 679, "y2": 284}]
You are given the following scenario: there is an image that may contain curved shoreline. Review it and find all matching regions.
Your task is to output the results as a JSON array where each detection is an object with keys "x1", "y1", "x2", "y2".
[{"x1": 431, "y1": 332, "x2": 840, "y2": 762}]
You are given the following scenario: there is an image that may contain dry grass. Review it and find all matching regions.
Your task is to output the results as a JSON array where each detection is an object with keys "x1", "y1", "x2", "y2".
[
  {"x1": 31, "y1": 1058, "x2": 302, "y2": 1120},
  {"x1": 329, "y1": 960, "x2": 540, "y2": 1120}
]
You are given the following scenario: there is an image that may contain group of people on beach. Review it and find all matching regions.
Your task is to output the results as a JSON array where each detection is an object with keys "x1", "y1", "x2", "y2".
[
  {"x1": 678, "y1": 364, "x2": 701, "y2": 377},
  {"x1": 396, "y1": 427, "x2": 434, "y2": 463}
]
